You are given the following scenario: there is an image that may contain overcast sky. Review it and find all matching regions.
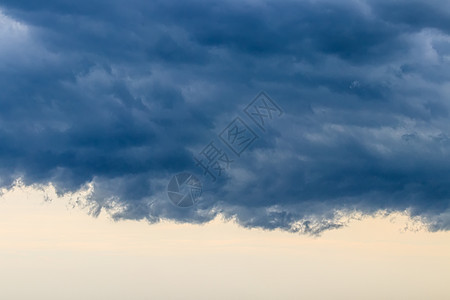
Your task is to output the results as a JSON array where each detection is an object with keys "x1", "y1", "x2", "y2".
[{"x1": 1, "y1": 0, "x2": 450, "y2": 233}]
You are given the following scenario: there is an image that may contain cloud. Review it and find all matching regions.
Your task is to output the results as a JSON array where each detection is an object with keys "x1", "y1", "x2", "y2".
[{"x1": 1, "y1": 0, "x2": 450, "y2": 233}]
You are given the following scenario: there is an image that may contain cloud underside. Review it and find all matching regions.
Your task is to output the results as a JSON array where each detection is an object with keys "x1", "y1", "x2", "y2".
[{"x1": 1, "y1": 0, "x2": 450, "y2": 233}]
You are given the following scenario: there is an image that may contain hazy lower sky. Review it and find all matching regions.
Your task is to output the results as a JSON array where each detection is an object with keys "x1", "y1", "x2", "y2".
[{"x1": 1, "y1": 186, "x2": 450, "y2": 299}]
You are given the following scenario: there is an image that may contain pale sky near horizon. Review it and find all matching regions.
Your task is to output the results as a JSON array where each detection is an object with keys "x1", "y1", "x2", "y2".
[{"x1": 1, "y1": 185, "x2": 449, "y2": 300}]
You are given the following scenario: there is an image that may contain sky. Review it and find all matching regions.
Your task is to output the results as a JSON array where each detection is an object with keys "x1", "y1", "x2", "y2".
[
  {"x1": 1, "y1": 0, "x2": 450, "y2": 233},
  {"x1": 1, "y1": 0, "x2": 450, "y2": 298}
]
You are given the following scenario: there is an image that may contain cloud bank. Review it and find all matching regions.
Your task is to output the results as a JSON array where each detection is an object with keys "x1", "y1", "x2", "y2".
[{"x1": 1, "y1": 0, "x2": 450, "y2": 233}]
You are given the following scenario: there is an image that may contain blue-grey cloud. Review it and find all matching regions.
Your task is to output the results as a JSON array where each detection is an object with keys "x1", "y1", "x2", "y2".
[{"x1": 1, "y1": 0, "x2": 450, "y2": 233}]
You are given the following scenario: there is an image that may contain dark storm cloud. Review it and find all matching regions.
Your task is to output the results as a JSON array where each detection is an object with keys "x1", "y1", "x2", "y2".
[{"x1": 1, "y1": 0, "x2": 450, "y2": 233}]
